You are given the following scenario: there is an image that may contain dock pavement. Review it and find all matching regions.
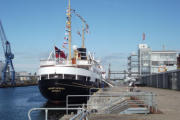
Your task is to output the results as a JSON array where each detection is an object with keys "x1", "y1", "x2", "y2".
[
  {"x1": 61, "y1": 86, "x2": 180, "y2": 120},
  {"x1": 88, "y1": 86, "x2": 180, "y2": 120}
]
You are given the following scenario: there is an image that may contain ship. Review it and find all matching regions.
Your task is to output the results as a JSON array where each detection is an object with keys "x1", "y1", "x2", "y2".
[{"x1": 37, "y1": 0, "x2": 108, "y2": 103}]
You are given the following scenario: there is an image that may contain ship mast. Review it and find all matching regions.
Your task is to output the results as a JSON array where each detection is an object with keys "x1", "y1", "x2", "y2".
[
  {"x1": 82, "y1": 23, "x2": 85, "y2": 48},
  {"x1": 67, "y1": 0, "x2": 72, "y2": 62}
]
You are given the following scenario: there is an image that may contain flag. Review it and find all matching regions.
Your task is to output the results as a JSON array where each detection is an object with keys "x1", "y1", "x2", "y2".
[
  {"x1": 55, "y1": 46, "x2": 60, "y2": 58},
  {"x1": 66, "y1": 17, "x2": 70, "y2": 21},
  {"x1": 66, "y1": 9, "x2": 69, "y2": 13},
  {"x1": 60, "y1": 50, "x2": 66, "y2": 59},
  {"x1": 142, "y1": 32, "x2": 145, "y2": 40},
  {"x1": 63, "y1": 41, "x2": 68, "y2": 44},
  {"x1": 65, "y1": 32, "x2": 68, "y2": 35},
  {"x1": 66, "y1": 21, "x2": 70, "y2": 25},
  {"x1": 55, "y1": 46, "x2": 66, "y2": 59},
  {"x1": 77, "y1": 31, "x2": 81, "y2": 36},
  {"x1": 66, "y1": 25, "x2": 70, "y2": 29}
]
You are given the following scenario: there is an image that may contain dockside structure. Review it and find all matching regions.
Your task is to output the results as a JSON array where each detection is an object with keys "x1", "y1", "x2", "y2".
[
  {"x1": 128, "y1": 44, "x2": 178, "y2": 78},
  {"x1": 140, "y1": 69, "x2": 180, "y2": 90}
]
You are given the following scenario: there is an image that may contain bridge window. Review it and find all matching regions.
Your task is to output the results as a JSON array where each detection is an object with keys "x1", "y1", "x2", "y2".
[
  {"x1": 41, "y1": 75, "x2": 48, "y2": 80},
  {"x1": 77, "y1": 75, "x2": 87, "y2": 81},
  {"x1": 64, "y1": 74, "x2": 76, "y2": 80},
  {"x1": 87, "y1": 77, "x2": 91, "y2": 81},
  {"x1": 49, "y1": 74, "x2": 62, "y2": 79}
]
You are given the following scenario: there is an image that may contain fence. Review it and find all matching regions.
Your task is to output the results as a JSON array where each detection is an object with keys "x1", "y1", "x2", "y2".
[
  {"x1": 28, "y1": 107, "x2": 88, "y2": 120},
  {"x1": 140, "y1": 69, "x2": 180, "y2": 90}
]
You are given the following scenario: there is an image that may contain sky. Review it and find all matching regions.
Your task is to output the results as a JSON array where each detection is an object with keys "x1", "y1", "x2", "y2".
[{"x1": 0, "y1": 0, "x2": 180, "y2": 73}]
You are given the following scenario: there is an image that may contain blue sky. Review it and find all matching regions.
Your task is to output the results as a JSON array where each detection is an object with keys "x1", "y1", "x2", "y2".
[{"x1": 0, "y1": 0, "x2": 180, "y2": 73}]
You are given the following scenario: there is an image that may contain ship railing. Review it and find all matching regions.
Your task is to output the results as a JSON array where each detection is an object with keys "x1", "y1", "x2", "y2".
[
  {"x1": 89, "y1": 87, "x2": 130, "y2": 95},
  {"x1": 89, "y1": 87, "x2": 113, "y2": 95},
  {"x1": 40, "y1": 60, "x2": 56, "y2": 66},
  {"x1": 28, "y1": 107, "x2": 88, "y2": 120},
  {"x1": 66, "y1": 92, "x2": 157, "y2": 114}
]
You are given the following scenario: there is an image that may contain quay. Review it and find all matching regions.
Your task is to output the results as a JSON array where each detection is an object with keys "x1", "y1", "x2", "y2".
[
  {"x1": 0, "y1": 82, "x2": 37, "y2": 88},
  {"x1": 59, "y1": 86, "x2": 180, "y2": 120},
  {"x1": 0, "y1": 75, "x2": 38, "y2": 88},
  {"x1": 87, "y1": 86, "x2": 180, "y2": 120}
]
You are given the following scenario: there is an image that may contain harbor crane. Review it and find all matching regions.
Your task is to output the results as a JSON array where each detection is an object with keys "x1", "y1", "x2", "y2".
[{"x1": 0, "y1": 20, "x2": 15, "y2": 85}]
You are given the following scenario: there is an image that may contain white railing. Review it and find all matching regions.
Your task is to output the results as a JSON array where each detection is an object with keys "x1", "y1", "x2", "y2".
[
  {"x1": 28, "y1": 107, "x2": 87, "y2": 120},
  {"x1": 40, "y1": 60, "x2": 55, "y2": 66}
]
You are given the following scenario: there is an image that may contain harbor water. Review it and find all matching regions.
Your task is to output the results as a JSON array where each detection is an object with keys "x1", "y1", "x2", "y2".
[{"x1": 0, "y1": 86, "x2": 65, "y2": 120}]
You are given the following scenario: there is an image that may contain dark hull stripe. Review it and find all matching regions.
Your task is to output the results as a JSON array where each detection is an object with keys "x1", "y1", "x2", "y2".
[{"x1": 38, "y1": 79, "x2": 98, "y2": 103}]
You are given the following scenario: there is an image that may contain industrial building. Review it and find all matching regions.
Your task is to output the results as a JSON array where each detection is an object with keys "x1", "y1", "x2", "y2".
[
  {"x1": 128, "y1": 44, "x2": 179, "y2": 78},
  {"x1": 16, "y1": 71, "x2": 31, "y2": 81}
]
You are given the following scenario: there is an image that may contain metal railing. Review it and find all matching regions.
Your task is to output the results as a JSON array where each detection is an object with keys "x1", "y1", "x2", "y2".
[
  {"x1": 107, "y1": 99, "x2": 147, "y2": 114},
  {"x1": 66, "y1": 92, "x2": 157, "y2": 114},
  {"x1": 28, "y1": 107, "x2": 87, "y2": 120},
  {"x1": 89, "y1": 87, "x2": 113, "y2": 95},
  {"x1": 89, "y1": 87, "x2": 130, "y2": 95},
  {"x1": 140, "y1": 69, "x2": 180, "y2": 90}
]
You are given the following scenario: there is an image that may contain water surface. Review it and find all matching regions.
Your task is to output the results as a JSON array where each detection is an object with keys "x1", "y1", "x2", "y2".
[{"x1": 0, "y1": 86, "x2": 47, "y2": 120}]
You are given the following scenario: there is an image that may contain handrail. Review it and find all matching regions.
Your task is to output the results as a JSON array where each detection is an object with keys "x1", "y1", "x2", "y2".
[
  {"x1": 89, "y1": 87, "x2": 113, "y2": 95},
  {"x1": 107, "y1": 100, "x2": 128, "y2": 113},
  {"x1": 107, "y1": 99, "x2": 148, "y2": 114},
  {"x1": 66, "y1": 92, "x2": 157, "y2": 114},
  {"x1": 69, "y1": 109, "x2": 89, "y2": 120},
  {"x1": 28, "y1": 107, "x2": 85, "y2": 120},
  {"x1": 102, "y1": 78, "x2": 114, "y2": 87}
]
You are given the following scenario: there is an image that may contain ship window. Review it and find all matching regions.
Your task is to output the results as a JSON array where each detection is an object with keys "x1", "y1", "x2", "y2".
[
  {"x1": 49, "y1": 74, "x2": 62, "y2": 79},
  {"x1": 41, "y1": 75, "x2": 48, "y2": 80},
  {"x1": 64, "y1": 74, "x2": 76, "y2": 80},
  {"x1": 77, "y1": 75, "x2": 86, "y2": 81},
  {"x1": 87, "y1": 77, "x2": 91, "y2": 82}
]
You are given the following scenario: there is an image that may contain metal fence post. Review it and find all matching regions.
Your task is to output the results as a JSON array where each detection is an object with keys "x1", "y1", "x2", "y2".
[
  {"x1": 156, "y1": 74, "x2": 158, "y2": 88},
  {"x1": 45, "y1": 109, "x2": 48, "y2": 120},
  {"x1": 163, "y1": 72, "x2": 165, "y2": 89},
  {"x1": 66, "y1": 95, "x2": 68, "y2": 115}
]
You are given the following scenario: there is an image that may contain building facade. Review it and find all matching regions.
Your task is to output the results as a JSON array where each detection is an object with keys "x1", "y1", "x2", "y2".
[
  {"x1": 138, "y1": 44, "x2": 178, "y2": 75},
  {"x1": 16, "y1": 71, "x2": 31, "y2": 81},
  {"x1": 127, "y1": 53, "x2": 138, "y2": 78}
]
